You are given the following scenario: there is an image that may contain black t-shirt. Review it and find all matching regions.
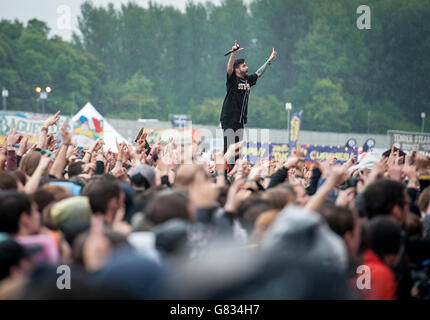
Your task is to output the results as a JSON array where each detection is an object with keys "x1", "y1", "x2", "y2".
[{"x1": 220, "y1": 72, "x2": 258, "y2": 128}]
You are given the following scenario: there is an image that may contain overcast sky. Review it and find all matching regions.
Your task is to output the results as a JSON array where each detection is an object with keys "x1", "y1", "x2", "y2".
[{"x1": 0, "y1": 0, "x2": 228, "y2": 41}]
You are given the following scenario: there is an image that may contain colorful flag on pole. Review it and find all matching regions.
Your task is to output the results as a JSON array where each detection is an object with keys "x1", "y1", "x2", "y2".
[{"x1": 289, "y1": 111, "x2": 303, "y2": 155}]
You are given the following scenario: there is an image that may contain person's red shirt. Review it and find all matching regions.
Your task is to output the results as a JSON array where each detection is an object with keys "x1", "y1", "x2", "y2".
[{"x1": 357, "y1": 249, "x2": 397, "y2": 300}]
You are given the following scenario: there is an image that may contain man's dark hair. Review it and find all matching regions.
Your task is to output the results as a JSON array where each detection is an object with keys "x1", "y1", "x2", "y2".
[
  {"x1": 319, "y1": 202, "x2": 355, "y2": 237},
  {"x1": 0, "y1": 191, "x2": 32, "y2": 234},
  {"x1": 83, "y1": 179, "x2": 121, "y2": 215},
  {"x1": 0, "y1": 240, "x2": 31, "y2": 281},
  {"x1": 32, "y1": 189, "x2": 55, "y2": 214},
  {"x1": 130, "y1": 173, "x2": 150, "y2": 189},
  {"x1": 233, "y1": 58, "x2": 245, "y2": 70},
  {"x1": 362, "y1": 179, "x2": 405, "y2": 220},
  {"x1": 368, "y1": 216, "x2": 403, "y2": 259},
  {"x1": 145, "y1": 190, "x2": 190, "y2": 225},
  {"x1": 236, "y1": 196, "x2": 271, "y2": 234},
  {"x1": 0, "y1": 171, "x2": 18, "y2": 190},
  {"x1": 11, "y1": 170, "x2": 26, "y2": 186},
  {"x1": 68, "y1": 161, "x2": 85, "y2": 178}
]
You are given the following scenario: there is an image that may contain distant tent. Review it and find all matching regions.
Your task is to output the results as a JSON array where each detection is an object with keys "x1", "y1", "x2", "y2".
[{"x1": 72, "y1": 102, "x2": 127, "y2": 152}]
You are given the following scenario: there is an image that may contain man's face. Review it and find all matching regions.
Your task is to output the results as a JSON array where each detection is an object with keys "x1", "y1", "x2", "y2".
[
  {"x1": 107, "y1": 191, "x2": 125, "y2": 224},
  {"x1": 114, "y1": 191, "x2": 125, "y2": 214},
  {"x1": 345, "y1": 216, "x2": 361, "y2": 264},
  {"x1": 293, "y1": 184, "x2": 310, "y2": 207},
  {"x1": 297, "y1": 160, "x2": 305, "y2": 171},
  {"x1": 236, "y1": 62, "x2": 248, "y2": 78},
  {"x1": 28, "y1": 203, "x2": 41, "y2": 234}
]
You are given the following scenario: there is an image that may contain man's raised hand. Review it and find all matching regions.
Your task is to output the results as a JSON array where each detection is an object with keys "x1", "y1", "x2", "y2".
[
  {"x1": 43, "y1": 111, "x2": 60, "y2": 128},
  {"x1": 232, "y1": 40, "x2": 244, "y2": 54},
  {"x1": 269, "y1": 48, "x2": 277, "y2": 62}
]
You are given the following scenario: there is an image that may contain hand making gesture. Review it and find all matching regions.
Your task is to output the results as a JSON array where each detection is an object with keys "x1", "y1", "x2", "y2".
[{"x1": 268, "y1": 48, "x2": 277, "y2": 62}]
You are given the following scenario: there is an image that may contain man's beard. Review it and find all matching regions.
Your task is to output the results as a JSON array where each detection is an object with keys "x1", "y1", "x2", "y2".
[{"x1": 240, "y1": 70, "x2": 248, "y2": 78}]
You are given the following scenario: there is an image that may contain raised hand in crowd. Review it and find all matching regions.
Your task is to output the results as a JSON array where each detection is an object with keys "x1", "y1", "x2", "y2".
[
  {"x1": 43, "y1": 110, "x2": 61, "y2": 128},
  {"x1": 17, "y1": 136, "x2": 29, "y2": 157},
  {"x1": 224, "y1": 178, "x2": 247, "y2": 213},
  {"x1": 6, "y1": 127, "x2": 22, "y2": 149}
]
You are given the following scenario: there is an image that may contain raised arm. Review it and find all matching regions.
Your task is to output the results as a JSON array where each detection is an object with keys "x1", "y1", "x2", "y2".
[
  {"x1": 24, "y1": 154, "x2": 52, "y2": 194},
  {"x1": 227, "y1": 40, "x2": 244, "y2": 76},
  {"x1": 305, "y1": 165, "x2": 348, "y2": 212},
  {"x1": 37, "y1": 111, "x2": 60, "y2": 150},
  {"x1": 256, "y1": 48, "x2": 277, "y2": 78},
  {"x1": 49, "y1": 123, "x2": 71, "y2": 179}
]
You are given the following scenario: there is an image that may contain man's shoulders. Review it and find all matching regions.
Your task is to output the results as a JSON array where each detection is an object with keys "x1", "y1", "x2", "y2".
[
  {"x1": 227, "y1": 72, "x2": 237, "y2": 80},
  {"x1": 226, "y1": 72, "x2": 237, "y2": 87},
  {"x1": 247, "y1": 73, "x2": 258, "y2": 85}
]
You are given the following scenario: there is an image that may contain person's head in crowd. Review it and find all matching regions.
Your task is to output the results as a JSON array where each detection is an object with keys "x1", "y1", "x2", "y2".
[
  {"x1": 0, "y1": 171, "x2": 18, "y2": 190},
  {"x1": 32, "y1": 189, "x2": 56, "y2": 216},
  {"x1": 369, "y1": 216, "x2": 403, "y2": 268},
  {"x1": 250, "y1": 209, "x2": 279, "y2": 244},
  {"x1": 69, "y1": 176, "x2": 88, "y2": 189},
  {"x1": 18, "y1": 151, "x2": 42, "y2": 177},
  {"x1": 319, "y1": 202, "x2": 362, "y2": 266},
  {"x1": 11, "y1": 170, "x2": 27, "y2": 187},
  {"x1": 40, "y1": 202, "x2": 57, "y2": 230},
  {"x1": 417, "y1": 186, "x2": 430, "y2": 216},
  {"x1": 292, "y1": 183, "x2": 310, "y2": 207},
  {"x1": 404, "y1": 213, "x2": 424, "y2": 238},
  {"x1": 277, "y1": 182, "x2": 296, "y2": 198},
  {"x1": 118, "y1": 182, "x2": 136, "y2": 223},
  {"x1": 145, "y1": 189, "x2": 192, "y2": 226},
  {"x1": 82, "y1": 179, "x2": 124, "y2": 225},
  {"x1": 41, "y1": 185, "x2": 72, "y2": 202},
  {"x1": 72, "y1": 225, "x2": 130, "y2": 272},
  {"x1": 32, "y1": 189, "x2": 56, "y2": 229},
  {"x1": 60, "y1": 220, "x2": 91, "y2": 248},
  {"x1": 153, "y1": 219, "x2": 190, "y2": 258},
  {"x1": 48, "y1": 181, "x2": 81, "y2": 196},
  {"x1": 236, "y1": 196, "x2": 271, "y2": 235},
  {"x1": 381, "y1": 147, "x2": 406, "y2": 159},
  {"x1": 174, "y1": 164, "x2": 210, "y2": 192},
  {"x1": 67, "y1": 161, "x2": 85, "y2": 178},
  {"x1": 362, "y1": 179, "x2": 408, "y2": 226},
  {"x1": 130, "y1": 185, "x2": 166, "y2": 221},
  {"x1": 129, "y1": 164, "x2": 156, "y2": 191},
  {"x1": 82, "y1": 177, "x2": 106, "y2": 196},
  {"x1": 261, "y1": 187, "x2": 294, "y2": 210},
  {"x1": 33, "y1": 185, "x2": 71, "y2": 230},
  {"x1": 0, "y1": 240, "x2": 36, "y2": 282},
  {"x1": 0, "y1": 192, "x2": 40, "y2": 237},
  {"x1": 49, "y1": 196, "x2": 92, "y2": 230}
]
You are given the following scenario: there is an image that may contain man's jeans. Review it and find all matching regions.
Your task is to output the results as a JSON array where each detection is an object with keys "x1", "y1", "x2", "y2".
[{"x1": 222, "y1": 124, "x2": 244, "y2": 164}]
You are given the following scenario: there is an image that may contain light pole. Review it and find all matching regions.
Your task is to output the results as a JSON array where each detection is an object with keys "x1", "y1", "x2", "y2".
[
  {"x1": 2, "y1": 88, "x2": 8, "y2": 111},
  {"x1": 286, "y1": 102, "x2": 292, "y2": 143},
  {"x1": 421, "y1": 112, "x2": 426, "y2": 133},
  {"x1": 367, "y1": 110, "x2": 371, "y2": 133},
  {"x1": 35, "y1": 86, "x2": 52, "y2": 114}
]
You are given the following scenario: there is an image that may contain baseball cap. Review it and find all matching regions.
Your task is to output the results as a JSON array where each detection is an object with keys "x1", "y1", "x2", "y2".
[
  {"x1": 50, "y1": 196, "x2": 91, "y2": 230},
  {"x1": 129, "y1": 164, "x2": 156, "y2": 189}
]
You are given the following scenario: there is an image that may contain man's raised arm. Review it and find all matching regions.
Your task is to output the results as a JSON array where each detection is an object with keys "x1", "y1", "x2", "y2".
[
  {"x1": 256, "y1": 48, "x2": 277, "y2": 78},
  {"x1": 227, "y1": 40, "x2": 244, "y2": 76}
]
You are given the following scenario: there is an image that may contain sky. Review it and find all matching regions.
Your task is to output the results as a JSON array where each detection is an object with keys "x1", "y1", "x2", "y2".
[{"x1": 0, "y1": 0, "x2": 226, "y2": 41}]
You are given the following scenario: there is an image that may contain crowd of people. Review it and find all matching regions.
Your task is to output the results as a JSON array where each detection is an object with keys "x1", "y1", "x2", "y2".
[{"x1": 0, "y1": 110, "x2": 430, "y2": 300}]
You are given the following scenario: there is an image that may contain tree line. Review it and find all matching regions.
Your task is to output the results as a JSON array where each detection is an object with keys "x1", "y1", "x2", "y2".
[{"x1": 0, "y1": 0, "x2": 429, "y2": 133}]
